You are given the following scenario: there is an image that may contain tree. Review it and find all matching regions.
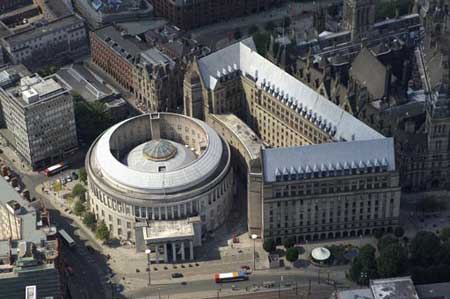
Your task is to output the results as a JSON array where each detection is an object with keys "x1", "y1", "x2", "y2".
[
  {"x1": 78, "y1": 167, "x2": 87, "y2": 184},
  {"x1": 410, "y1": 231, "x2": 441, "y2": 267},
  {"x1": 252, "y1": 32, "x2": 271, "y2": 57},
  {"x1": 373, "y1": 228, "x2": 384, "y2": 239},
  {"x1": 74, "y1": 98, "x2": 115, "y2": 143},
  {"x1": 376, "y1": 243, "x2": 408, "y2": 278},
  {"x1": 73, "y1": 200, "x2": 85, "y2": 216},
  {"x1": 263, "y1": 239, "x2": 276, "y2": 253},
  {"x1": 83, "y1": 212, "x2": 96, "y2": 230},
  {"x1": 234, "y1": 28, "x2": 242, "y2": 40},
  {"x1": 440, "y1": 227, "x2": 450, "y2": 242},
  {"x1": 96, "y1": 222, "x2": 109, "y2": 241},
  {"x1": 394, "y1": 226, "x2": 405, "y2": 238},
  {"x1": 72, "y1": 183, "x2": 86, "y2": 198},
  {"x1": 248, "y1": 25, "x2": 259, "y2": 35},
  {"x1": 283, "y1": 237, "x2": 296, "y2": 249},
  {"x1": 265, "y1": 21, "x2": 275, "y2": 31},
  {"x1": 286, "y1": 247, "x2": 299, "y2": 263},
  {"x1": 283, "y1": 16, "x2": 291, "y2": 28},
  {"x1": 377, "y1": 235, "x2": 398, "y2": 252},
  {"x1": 350, "y1": 245, "x2": 377, "y2": 285}
]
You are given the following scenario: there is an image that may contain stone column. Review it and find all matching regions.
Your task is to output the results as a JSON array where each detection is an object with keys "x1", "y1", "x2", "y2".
[
  {"x1": 189, "y1": 240, "x2": 194, "y2": 260},
  {"x1": 181, "y1": 241, "x2": 185, "y2": 261},
  {"x1": 164, "y1": 243, "x2": 168, "y2": 263},
  {"x1": 158, "y1": 208, "x2": 161, "y2": 220},
  {"x1": 172, "y1": 242, "x2": 177, "y2": 262},
  {"x1": 171, "y1": 206, "x2": 175, "y2": 219},
  {"x1": 165, "y1": 207, "x2": 169, "y2": 220},
  {"x1": 155, "y1": 244, "x2": 160, "y2": 264}
]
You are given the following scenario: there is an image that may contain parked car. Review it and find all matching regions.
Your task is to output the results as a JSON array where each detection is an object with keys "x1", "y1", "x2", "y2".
[
  {"x1": 171, "y1": 273, "x2": 183, "y2": 278},
  {"x1": 72, "y1": 173, "x2": 79, "y2": 180},
  {"x1": 66, "y1": 175, "x2": 72, "y2": 182},
  {"x1": 240, "y1": 265, "x2": 250, "y2": 270}
]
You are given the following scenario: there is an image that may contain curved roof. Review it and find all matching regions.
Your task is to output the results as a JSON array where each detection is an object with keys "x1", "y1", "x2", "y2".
[
  {"x1": 311, "y1": 247, "x2": 331, "y2": 261},
  {"x1": 143, "y1": 139, "x2": 177, "y2": 161},
  {"x1": 92, "y1": 113, "x2": 225, "y2": 194}
]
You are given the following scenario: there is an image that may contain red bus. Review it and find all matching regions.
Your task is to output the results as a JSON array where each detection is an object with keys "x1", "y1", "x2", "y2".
[{"x1": 44, "y1": 162, "x2": 68, "y2": 176}]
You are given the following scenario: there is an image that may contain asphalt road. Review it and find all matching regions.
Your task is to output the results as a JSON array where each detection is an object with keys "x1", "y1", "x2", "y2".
[
  {"x1": 0, "y1": 143, "x2": 112, "y2": 299},
  {"x1": 126, "y1": 271, "x2": 340, "y2": 299}
]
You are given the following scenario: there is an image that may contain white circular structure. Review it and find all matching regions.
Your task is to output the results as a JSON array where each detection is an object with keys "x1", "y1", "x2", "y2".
[
  {"x1": 311, "y1": 247, "x2": 331, "y2": 261},
  {"x1": 86, "y1": 113, "x2": 234, "y2": 242}
]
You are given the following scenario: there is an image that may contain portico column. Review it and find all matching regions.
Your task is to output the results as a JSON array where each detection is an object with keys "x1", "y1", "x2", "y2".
[
  {"x1": 181, "y1": 241, "x2": 185, "y2": 261},
  {"x1": 164, "y1": 243, "x2": 168, "y2": 263},
  {"x1": 155, "y1": 245, "x2": 160, "y2": 264},
  {"x1": 189, "y1": 240, "x2": 194, "y2": 260},
  {"x1": 171, "y1": 206, "x2": 175, "y2": 219},
  {"x1": 158, "y1": 208, "x2": 161, "y2": 220},
  {"x1": 172, "y1": 242, "x2": 177, "y2": 262}
]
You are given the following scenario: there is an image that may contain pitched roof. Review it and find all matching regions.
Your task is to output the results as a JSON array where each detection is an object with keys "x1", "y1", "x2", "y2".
[
  {"x1": 350, "y1": 47, "x2": 387, "y2": 99},
  {"x1": 197, "y1": 38, "x2": 384, "y2": 142},
  {"x1": 262, "y1": 138, "x2": 395, "y2": 183}
]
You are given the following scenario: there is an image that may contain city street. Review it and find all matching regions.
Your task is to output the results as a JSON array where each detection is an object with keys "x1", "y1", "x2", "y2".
[{"x1": 0, "y1": 138, "x2": 112, "y2": 299}]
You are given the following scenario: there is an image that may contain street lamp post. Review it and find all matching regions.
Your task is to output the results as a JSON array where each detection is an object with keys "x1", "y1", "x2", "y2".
[
  {"x1": 145, "y1": 248, "x2": 151, "y2": 286},
  {"x1": 251, "y1": 234, "x2": 257, "y2": 270}
]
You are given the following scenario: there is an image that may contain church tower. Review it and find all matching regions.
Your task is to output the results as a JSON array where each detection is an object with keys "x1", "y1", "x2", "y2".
[{"x1": 342, "y1": 0, "x2": 376, "y2": 40}]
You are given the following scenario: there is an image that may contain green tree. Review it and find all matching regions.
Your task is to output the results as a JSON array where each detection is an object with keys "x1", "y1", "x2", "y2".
[
  {"x1": 350, "y1": 244, "x2": 377, "y2": 285},
  {"x1": 248, "y1": 25, "x2": 259, "y2": 35},
  {"x1": 95, "y1": 222, "x2": 109, "y2": 241},
  {"x1": 265, "y1": 21, "x2": 276, "y2": 31},
  {"x1": 377, "y1": 235, "x2": 398, "y2": 252},
  {"x1": 440, "y1": 227, "x2": 450, "y2": 242},
  {"x1": 73, "y1": 200, "x2": 85, "y2": 216},
  {"x1": 78, "y1": 167, "x2": 87, "y2": 184},
  {"x1": 74, "y1": 98, "x2": 115, "y2": 143},
  {"x1": 72, "y1": 183, "x2": 86, "y2": 198},
  {"x1": 376, "y1": 243, "x2": 408, "y2": 278},
  {"x1": 283, "y1": 16, "x2": 291, "y2": 28},
  {"x1": 394, "y1": 226, "x2": 405, "y2": 238},
  {"x1": 83, "y1": 212, "x2": 96, "y2": 230},
  {"x1": 286, "y1": 247, "x2": 299, "y2": 263},
  {"x1": 263, "y1": 239, "x2": 276, "y2": 253},
  {"x1": 410, "y1": 231, "x2": 441, "y2": 267},
  {"x1": 283, "y1": 237, "x2": 296, "y2": 249},
  {"x1": 373, "y1": 228, "x2": 384, "y2": 239},
  {"x1": 234, "y1": 28, "x2": 242, "y2": 40},
  {"x1": 252, "y1": 32, "x2": 271, "y2": 57}
]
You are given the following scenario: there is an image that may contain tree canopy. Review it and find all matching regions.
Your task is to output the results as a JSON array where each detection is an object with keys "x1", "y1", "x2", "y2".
[
  {"x1": 349, "y1": 245, "x2": 377, "y2": 285},
  {"x1": 377, "y1": 243, "x2": 408, "y2": 278},
  {"x1": 83, "y1": 212, "x2": 96, "y2": 230},
  {"x1": 95, "y1": 222, "x2": 109, "y2": 241},
  {"x1": 263, "y1": 239, "x2": 276, "y2": 253},
  {"x1": 410, "y1": 231, "x2": 441, "y2": 267},
  {"x1": 78, "y1": 167, "x2": 87, "y2": 184},
  {"x1": 72, "y1": 183, "x2": 86, "y2": 198},
  {"x1": 73, "y1": 200, "x2": 86, "y2": 216},
  {"x1": 283, "y1": 237, "x2": 296, "y2": 249},
  {"x1": 286, "y1": 247, "x2": 299, "y2": 263}
]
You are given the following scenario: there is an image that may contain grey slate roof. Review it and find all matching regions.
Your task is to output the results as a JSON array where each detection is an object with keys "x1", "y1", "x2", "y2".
[
  {"x1": 197, "y1": 38, "x2": 384, "y2": 142},
  {"x1": 262, "y1": 138, "x2": 395, "y2": 183},
  {"x1": 350, "y1": 47, "x2": 387, "y2": 99}
]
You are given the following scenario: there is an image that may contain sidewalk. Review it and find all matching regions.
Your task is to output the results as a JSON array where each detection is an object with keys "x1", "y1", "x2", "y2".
[{"x1": 0, "y1": 132, "x2": 36, "y2": 176}]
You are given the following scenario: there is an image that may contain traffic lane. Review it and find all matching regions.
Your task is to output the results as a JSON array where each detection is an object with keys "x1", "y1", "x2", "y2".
[
  {"x1": 66, "y1": 247, "x2": 106, "y2": 299},
  {"x1": 128, "y1": 272, "x2": 331, "y2": 298},
  {"x1": 49, "y1": 206, "x2": 109, "y2": 299}
]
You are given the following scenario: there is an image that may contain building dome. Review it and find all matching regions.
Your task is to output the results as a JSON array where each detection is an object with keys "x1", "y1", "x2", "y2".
[{"x1": 143, "y1": 139, "x2": 177, "y2": 161}]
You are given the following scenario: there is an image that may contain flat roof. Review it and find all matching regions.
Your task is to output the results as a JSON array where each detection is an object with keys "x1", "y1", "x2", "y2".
[
  {"x1": 370, "y1": 277, "x2": 419, "y2": 299},
  {"x1": 210, "y1": 113, "x2": 263, "y2": 161},
  {"x1": 3, "y1": 14, "x2": 84, "y2": 46},
  {"x1": 143, "y1": 219, "x2": 195, "y2": 241},
  {"x1": 0, "y1": 177, "x2": 45, "y2": 244}
]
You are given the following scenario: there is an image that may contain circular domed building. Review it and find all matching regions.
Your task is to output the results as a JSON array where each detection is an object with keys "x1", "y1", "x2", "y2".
[{"x1": 86, "y1": 113, "x2": 233, "y2": 259}]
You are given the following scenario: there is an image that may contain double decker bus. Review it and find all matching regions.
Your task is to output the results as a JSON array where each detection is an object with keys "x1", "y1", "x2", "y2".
[
  {"x1": 214, "y1": 271, "x2": 248, "y2": 283},
  {"x1": 58, "y1": 229, "x2": 75, "y2": 248},
  {"x1": 44, "y1": 162, "x2": 68, "y2": 176}
]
